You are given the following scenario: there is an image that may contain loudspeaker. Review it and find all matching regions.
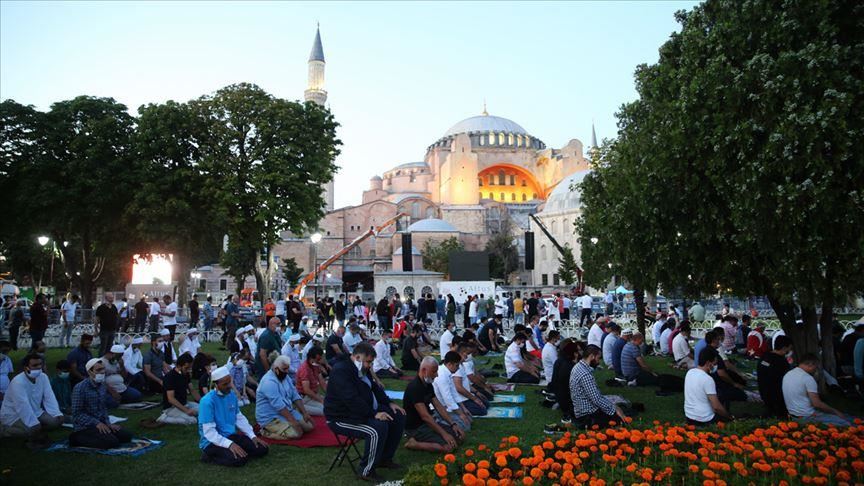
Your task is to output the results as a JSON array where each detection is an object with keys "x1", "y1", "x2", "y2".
[
  {"x1": 402, "y1": 233, "x2": 413, "y2": 271},
  {"x1": 524, "y1": 231, "x2": 535, "y2": 270}
]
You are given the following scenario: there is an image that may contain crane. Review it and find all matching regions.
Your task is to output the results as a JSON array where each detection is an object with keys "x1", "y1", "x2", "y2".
[
  {"x1": 529, "y1": 213, "x2": 584, "y2": 292},
  {"x1": 292, "y1": 213, "x2": 407, "y2": 297}
]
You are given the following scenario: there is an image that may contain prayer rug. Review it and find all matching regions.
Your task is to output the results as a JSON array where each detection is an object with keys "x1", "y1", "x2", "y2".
[
  {"x1": 489, "y1": 383, "x2": 516, "y2": 392},
  {"x1": 492, "y1": 394, "x2": 525, "y2": 404},
  {"x1": 399, "y1": 375, "x2": 416, "y2": 382},
  {"x1": 475, "y1": 407, "x2": 523, "y2": 419},
  {"x1": 117, "y1": 401, "x2": 161, "y2": 411},
  {"x1": 45, "y1": 438, "x2": 164, "y2": 457},
  {"x1": 254, "y1": 416, "x2": 340, "y2": 448},
  {"x1": 385, "y1": 390, "x2": 404, "y2": 401}
]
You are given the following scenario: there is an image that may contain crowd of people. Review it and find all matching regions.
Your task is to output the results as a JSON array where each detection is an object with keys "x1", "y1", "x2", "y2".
[{"x1": 1, "y1": 289, "x2": 862, "y2": 480}]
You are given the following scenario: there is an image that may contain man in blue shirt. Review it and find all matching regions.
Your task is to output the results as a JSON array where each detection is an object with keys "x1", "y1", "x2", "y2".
[
  {"x1": 66, "y1": 334, "x2": 94, "y2": 386},
  {"x1": 69, "y1": 358, "x2": 132, "y2": 449},
  {"x1": 255, "y1": 356, "x2": 314, "y2": 440},
  {"x1": 620, "y1": 332, "x2": 658, "y2": 386},
  {"x1": 198, "y1": 366, "x2": 268, "y2": 467},
  {"x1": 611, "y1": 329, "x2": 631, "y2": 378},
  {"x1": 694, "y1": 329, "x2": 720, "y2": 367}
]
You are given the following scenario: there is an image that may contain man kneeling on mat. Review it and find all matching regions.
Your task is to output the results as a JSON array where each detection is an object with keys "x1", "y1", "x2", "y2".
[
  {"x1": 69, "y1": 358, "x2": 133, "y2": 449},
  {"x1": 255, "y1": 356, "x2": 314, "y2": 440},
  {"x1": 403, "y1": 357, "x2": 465, "y2": 453},
  {"x1": 198, "y1": 366, "x2": 269, "y2": 466}
]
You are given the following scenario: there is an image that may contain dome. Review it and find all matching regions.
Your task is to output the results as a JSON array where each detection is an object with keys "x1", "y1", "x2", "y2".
[
  {"x1": 370, "y1": 175, "x2": 382, "y2": 181},
  {"x1": 393, "y1": 161, "x2": 428, "y2": 170},
  {"x1": 394, "y1": 246, "x2": 421, "y2": 255},
  {"x1": 542, "y1": 170, "x2": 591, "y2": 213},
  {"x1": 406, "y1": 218, "x2": 458, "y2": 233},
  {"x1": 444, "y1": 114, "x2": 528, "y2": 137}
]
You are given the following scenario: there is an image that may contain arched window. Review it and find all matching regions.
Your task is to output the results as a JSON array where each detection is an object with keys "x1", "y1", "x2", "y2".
[
  {"x1": 498, "y1": 133, "x2": 505, "y2": 145},
  {"x1": 385, "y1": 286, "x2": 397, "y2": 297},
  {"x1": 421, "y1": 286, "x2": 433, "y2": 298},
  {"x1": 478, "y1": 177, "x2": 483, "y2": 187},
  {"x1": 488, "y1": 174, "x2": 495, "y2": 186},
  {"x1": 563, "y1": 218, "x2": 569, "y2": 234},
  {"x1": 488, "y1": 132, "x2": 495, "y2": 145},
  {"x1": 403, "y1": 286, "x2": 415, "y2": 298},
  {"x1": 479, "y1": 136, "x2": 485, "y2": 146},
  {"x1": 540, "y1": 244, "x2": 547, "y2": 259},
  {"x1": 488, "y1": 192, "x2": 494, "y2": 199},
  {"x1": 521, "y1": 179, "x2": 527, "y2": 187},
  {"x1": 426, "y1": 207, "x2": 436, "y2": 219},
  {"x1": 550, "y1": 220, "x2": 558, "y2": 234},
  {"x1": 411, "y1": 202, "x2": 420, "y2": 219},
  {"x1": 510, "y1": 193, "x2": 516, "y2": 201},
  {"x1": 522, "y1": 193, "x2": 527, "y2": 201},
  {"x1": 369, "y1": 248, "x2": 376, "y2": 258},
  {"x1": 532, "y1": 193, "x2": 537, "y2": 199},
  {"x1": 500, "y1": 192, "x2": 505, "y2": 201},
  {"x1": 508, "y1": 133, "x2": 514, "y2": 145},
  {"x1": 498, "y1": 170, "x2": 506, "y2": 185},
  {"x1": 509, "y1": 174, "x2": 515, "y2": 185},
  {"x1": 348, "y1": 246, "x2": 362, "y2": 258},
  {"x1": 516, "y1": 135, "x2": 523, "y2": 147}
]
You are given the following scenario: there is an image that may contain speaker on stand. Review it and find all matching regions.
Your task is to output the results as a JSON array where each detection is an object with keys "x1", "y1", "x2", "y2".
[{"x1": 402, "y1": 233, "x2": 413, "y2": 271}]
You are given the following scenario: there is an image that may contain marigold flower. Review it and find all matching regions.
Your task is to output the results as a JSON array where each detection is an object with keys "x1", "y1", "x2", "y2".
[
  {"x1": 521, "y1": 477, "x2": 534, "y2": 485},
  {"x1": 444, "y1": 454, "x2": 455, "y2": 463},
  {"x1": 508, "y1": 436, "x2": 519, "y2": 444},
  {"x1": 466, "y1": 449, "x2": 475, "y2": 457},
  {"x1": 478, "y1": 469, "x2": 490, "y2": 480},
  {"x1": 465, "y1": 463, "x2": 476, "y2": 473},
  {"x1": 508, "y1": 447, "x2": 521, "y2": 459},
  {"x1": 463, "y1": 473, "x2": 477, "y2": 486}
]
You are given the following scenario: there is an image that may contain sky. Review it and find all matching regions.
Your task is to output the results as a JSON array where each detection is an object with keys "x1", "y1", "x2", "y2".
[{"x1": 1, "y1": 1, "x2": 698, "y2": 209}]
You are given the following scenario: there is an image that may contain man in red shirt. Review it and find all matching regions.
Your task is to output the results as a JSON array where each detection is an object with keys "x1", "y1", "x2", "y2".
[{"x1": 28, "y1": 293, "x2": 49, "y2": 349}]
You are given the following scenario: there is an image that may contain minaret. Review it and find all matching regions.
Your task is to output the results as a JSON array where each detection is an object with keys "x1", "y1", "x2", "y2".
[
  {"x1": 304, "y1": 25, "x2": 333, "y2": 211},
  {"x1": 591, "y1": 122, "x2": 598, "y2": 149}
]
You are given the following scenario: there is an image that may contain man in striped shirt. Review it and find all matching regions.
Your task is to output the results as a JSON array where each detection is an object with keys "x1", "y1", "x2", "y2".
[{"x1": 569, "y1": 345, "x2": 627, "y2": 427}]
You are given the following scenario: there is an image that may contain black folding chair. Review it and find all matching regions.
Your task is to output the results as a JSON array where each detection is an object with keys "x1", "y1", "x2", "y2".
[{"x1": 326, "y1": 423, "x2": 363, "y2": 474}]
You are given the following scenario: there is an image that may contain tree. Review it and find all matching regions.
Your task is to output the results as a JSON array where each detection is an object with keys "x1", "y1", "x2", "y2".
[
  {"x1": 1, "y1": 97, "x2": 137, "y2": 306},
  {"x1": 578, "y1": 0, "x2": 864, "y2": 366},
  {"x1": 486, "y1": 213, "x2": 519, "y2": 283},
  {"x1": 422, "y1": 237, "x2": 463, "y2": 275},
  {"x1": 128, "y1": 100, "x2": 223, "y2": 306},
  {"x1": 195, "y1": 83, "x2": 341, "y2": 299},
  {"x1": 281, "y1": 256, "x2": 303, "y2": 289},
  {"x1": 557, "y1": 246, "x2": 580, "y2": 286}
]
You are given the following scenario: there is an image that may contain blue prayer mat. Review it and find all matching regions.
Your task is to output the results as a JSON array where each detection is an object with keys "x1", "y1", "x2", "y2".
[{"x1": 45, "y1": 438, "x2": 164, "y2": 457}]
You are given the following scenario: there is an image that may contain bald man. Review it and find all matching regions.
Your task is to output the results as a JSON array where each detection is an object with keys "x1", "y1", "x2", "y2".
[
  {"x1": 403, "y1": 357, "x2": 464, "y2": 453},
  {"x1": 254, "y1": 318, "x2": 284, "y2": 379}
]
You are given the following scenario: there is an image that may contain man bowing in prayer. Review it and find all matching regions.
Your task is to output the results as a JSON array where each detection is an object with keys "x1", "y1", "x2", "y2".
[
  {"x1": 69, "y1": 358, "x2": 133, "y2": 449},
  {"x1": 198, "y1": 366, "x2": 269, "y2": 467},
  {"x1": 255, "y1": 356, "x2": 314, "y2": 440}
]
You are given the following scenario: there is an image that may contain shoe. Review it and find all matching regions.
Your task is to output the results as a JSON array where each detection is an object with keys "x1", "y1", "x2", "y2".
[
  {"x1": 543, "y1": 422, "x2": 572, "y2": 434},
  {"x1": 378, "y1": 460, "x2": 403, "y2": 470},
  {"x1": 560, "y1": 418, "x2": 571, "y2": 425}
]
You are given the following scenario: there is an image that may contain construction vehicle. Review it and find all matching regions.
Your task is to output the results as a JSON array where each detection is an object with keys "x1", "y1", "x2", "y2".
[
  {"x1": 292, "y1": 213, "x2": 407, "y2": 297},
  {"x1": 529, "y1": 213, "x2": 585, "y2": 292}
]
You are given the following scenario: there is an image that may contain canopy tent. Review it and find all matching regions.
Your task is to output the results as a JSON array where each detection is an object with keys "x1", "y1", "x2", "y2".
[{"x1": 615, "y1": 285, "x2": 633, "y2": 294}]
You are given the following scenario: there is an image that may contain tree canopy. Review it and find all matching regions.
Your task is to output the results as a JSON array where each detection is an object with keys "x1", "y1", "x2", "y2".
[
  {"x1": 422, "y1": 237, "x2": 464, "y2": 275},
  {"x1": 577, "y1": 0, "x2": 864, "y2": 364}
]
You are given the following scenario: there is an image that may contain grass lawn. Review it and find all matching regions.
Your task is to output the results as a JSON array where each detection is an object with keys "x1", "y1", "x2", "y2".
[{"x1": 1, "y1": 341, "x2": 859, "y2": 485}]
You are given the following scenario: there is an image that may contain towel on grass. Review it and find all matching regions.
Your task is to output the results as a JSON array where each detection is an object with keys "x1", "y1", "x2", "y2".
[
  {"x1": 385, "y1": 390, "x2": 404, "y2": 401},
  {"x1": 475, "y1": 407, "x2": 523, "y2": 419},
  {"x1": 489, "y1": 383, "x2": 516, "y2": 392},
  {"x1": 45, "y1": 438, "x2": 163, "y2": 457},
  {"x1": 492, "y1": 394, "x2": 525, "y2": 404}
]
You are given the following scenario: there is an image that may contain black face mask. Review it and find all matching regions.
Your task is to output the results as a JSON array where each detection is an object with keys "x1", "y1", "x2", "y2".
[{"x1": 274, "y1": 370, "x2": 287, "y2": 381}]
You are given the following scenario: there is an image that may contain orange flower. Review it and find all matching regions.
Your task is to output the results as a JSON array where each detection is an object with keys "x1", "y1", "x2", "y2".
[
  {"x1": 689, "y1": 465, "x2": 700, "y2": 473},
  {"x1": 465, "y1": 463, "x2": 477, "y2": 473},
  {"x1": 508, "y1": 447, "x2": 522, "y2": 459},
  {"x1": 466, "y1": 449, "x2": 475, "y2": 457},
  {"x1": 508, "y1": 436, "x2": 519, "y2": 444},
  {"x1": 440, "y1": 480, "x2": 448, "y2": 486},
  {"x1": 444, "y1": 454, "x2": 456, "y2": 463},
  {"x1": 463, "y1": 474, "x2": 477, "y2": 486},
  {"x1": 521, "y1": 477, "x2": 534, "y2": 486},
  {"x1": 496, "y1": 456, "x2": 508, "y2": 467},
  {"x1": 478, "y1": 460, "x2": 490, "y2": 469},
  {"x1": 478, "y1": 469, "x2": 490, "y2": 480}
]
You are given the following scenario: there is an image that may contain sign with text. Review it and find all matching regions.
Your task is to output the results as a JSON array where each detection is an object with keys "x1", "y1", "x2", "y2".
[{"x1": 438, "y1": 281, "x2": 496, "y2": 304}]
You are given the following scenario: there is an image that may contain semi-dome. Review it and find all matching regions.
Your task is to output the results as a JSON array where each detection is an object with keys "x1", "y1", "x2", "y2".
[
  {"x1": 406, "y1": 218, "x2": 458, "y2": 233},
  {"x1": 542, "y1": 170, "x2": 591, "y2": 213},
  {"x1": 444, "y1": 114, "x2": 528, "y2": 137}
]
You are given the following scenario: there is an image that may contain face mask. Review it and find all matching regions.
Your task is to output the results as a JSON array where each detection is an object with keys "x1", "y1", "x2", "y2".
[
  {"x1": 353, "y1": 359, "x2": 364, "y2": 377},
  {"x1": 27, "y1": 369, "x2": 42, "y2": 379},
  {"x1": 519, "y1": 342, "x2": 526, "y2": 348},
  {"x1": 710, "y1": 365, "x2": 718, "y2": 374},
  {"x1": 93, "y1": 373, "x2": 106, "y2": 383},
  {"x1": 58, "y1": 371, "x2": 70, "y2": 379},
  {"x1": 235, "y1": 359, "x2": 246, "y2": 367},
  {"x1": 216, "y1": 388, "x2": 227, "y2": 396},
  {"x1": 209, "y1": 364, "x2": 218, "y2": 373},
  {"x1": 423, "y1": 376, "x2": 434, "y2": 384}
]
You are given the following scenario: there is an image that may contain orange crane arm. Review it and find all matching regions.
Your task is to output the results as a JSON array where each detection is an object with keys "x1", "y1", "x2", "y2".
[{"x1": 291, "y1": 213, "x2": 407, "y2": 296}]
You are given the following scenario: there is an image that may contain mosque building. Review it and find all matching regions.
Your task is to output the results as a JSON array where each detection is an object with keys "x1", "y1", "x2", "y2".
[{"x1": 273, "y1": 27, "x2": 592, "y2": 299}]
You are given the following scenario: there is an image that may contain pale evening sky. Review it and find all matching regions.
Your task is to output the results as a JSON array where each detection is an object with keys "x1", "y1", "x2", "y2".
[{"x1": 1, "y1": 1, "x2": 698, "y2": 209}]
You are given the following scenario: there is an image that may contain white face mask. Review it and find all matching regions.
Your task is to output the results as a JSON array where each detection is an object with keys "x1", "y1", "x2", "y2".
[
  {"x1": 423, "y1": 376, "x2": 434, "y2": 384},
  {"x1": 27, "y1": 369, "x2": 42, "y2": 379},
  {"x1": 93, "y1": 373, "x2": 106, "y2": 383},
  {"x1": 710, "y1": 365, "x2": 718, "y2": 374},
  {"x1": 353, "y1": 358, "x2": 364, "y2": 377},
  {"x1": 235, "y1": 359, "x2": 246, "y2": 367},
  {"x1": 209, "y1": 364, "x2": 218, "y2": 373}
]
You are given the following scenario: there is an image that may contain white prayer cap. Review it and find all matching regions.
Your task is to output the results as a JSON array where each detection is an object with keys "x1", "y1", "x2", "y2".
[
  {"x1": 312, "y1": 334, "x2": 324, "y2": 342},
  {"x1": 621, "y1": 328, "x2": 634, "y2": 336},
  {"x1": 85, "y1": 358, "x2": 102, "y2": 371},
  {"x1": 159, "y1": 329, "x2": 170, "y2": 336},
  {"x1": 236, "y1": 328, "x2": 246, "y2": 336},
  {"x1": 288, "y1": 334, "x2": 302, "y2": 343},
  {"x1": 211, "y1": 366, "x2": 231, "y2": 381},
  {"x1": 131, "y1": 337, "x2": 144, "y2": 345},
  {"x1": 110, "y1": 344, "x2": 125, "y2": 354},
  {"x1": 187, "y1": 327, "x2": 199, "y2": 335},
  {"x1": 244, "y1": 325, "x2": 255, "y2": 332}
]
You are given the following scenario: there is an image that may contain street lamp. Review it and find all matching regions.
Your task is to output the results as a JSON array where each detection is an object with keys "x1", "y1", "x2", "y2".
[
  {"x1": 37, "y1": 236, "x2": 50, "y2": 246},
  {"x1": 310, "y1": 232, "x2": 323, "y2": 301},
  {"x1": 590, "y1": 237, "x2": 599, "y2": 245},
  {"x1": 36, "y1": 236, "x2": 55, "y2": 289}
]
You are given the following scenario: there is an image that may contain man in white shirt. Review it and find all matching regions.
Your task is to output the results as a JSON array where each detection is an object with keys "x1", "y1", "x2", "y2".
[
  {"x1": 0, "y1": 353, "x2": 64, "y2": 443},
  {"x1": 61, "y1": 294, "x2": 80, "y2": 348},
  {"x1": 275, "y1": 298, "x2": 286, "y2": 326},
  {"x1": 342, "y1": 323, "x2": 363, "y2": 354},
  {"x1": 782, "y1": 354, "x2": 852, "y2": 426},
  {"x1": 652, "y1": 314, "x2": 667, "y2": 351},
  {"x1": 179, "y1": 328, "x2": 202, "y2": 358},
  {"x1": 433, "y1": 352, "x2": 472, "y2": 431},
  {"x1": 579, "y1": 293, "x2": 593, "y2": 327},
  {"x1": 604, "y1": 291, "x2": 614, "y2": 317},
  {"x1": 684, "y1": 346, "x2": 731, "y2": 426},
  {"x1": 148, "y1": 296, "x2": 162, "y2": 333},
  {"x1": 587, "y1": 319, "x2": 605, "y2": 348},
  {"x1": 0, "y1": 341, "x2": 13, "y2": 401},
  {"x1": 373, "y1": 329, "x2": 403, "y2": 379},
  {"x1": 602, "y1": 323, "x2": 621, "y2": 368},
  {"x1": 161, "y1": 295, "x2": 178, "y2": 340},
  {"x1": 541, "y1": 330, "x2": 560, "y2": 382},
  {"x1": 672, "y1": 323, "x2": 694, "y2": 369},
  {"x1": 123, "y1": 337, "x2": 146, "y2": 392},
  {"x1": 505, "y1": 333, "x2": 540, "y2": 384},
  {"x1": 439, "y1": 321, "x2": 456, "y2": 357}
]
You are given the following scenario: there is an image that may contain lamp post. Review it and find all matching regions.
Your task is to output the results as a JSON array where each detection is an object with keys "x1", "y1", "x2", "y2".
[
  {"x1": 310, "y1": 232, "x2": 322, "y2": 302},
  {"x1": 37, "y1": 236, "x2": 55, "y2": 289}
]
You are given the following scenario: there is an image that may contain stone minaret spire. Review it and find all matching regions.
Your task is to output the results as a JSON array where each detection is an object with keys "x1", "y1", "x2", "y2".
[
  {"x1": 304, "y1": 25, "x2": 333, "y2": 211},
  {"x1": 304, "y1": 25, "x2": 327, "y2": 106}
]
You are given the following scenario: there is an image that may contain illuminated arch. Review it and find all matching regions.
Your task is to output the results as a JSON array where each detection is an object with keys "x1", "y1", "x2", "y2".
[{"x1": 477, "y1": 164, "x2": 544, "y2": 204}]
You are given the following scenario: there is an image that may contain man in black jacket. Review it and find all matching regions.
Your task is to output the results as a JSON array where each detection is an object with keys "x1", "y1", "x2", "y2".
[{"x1": 324, "y1": 342, "x2": 406, "y2": 482}]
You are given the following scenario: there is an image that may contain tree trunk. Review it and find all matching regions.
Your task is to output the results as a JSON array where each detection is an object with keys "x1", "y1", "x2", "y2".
[
  {"x1": 634, "y1": 287, "x2": 646, "y2": 336},
  {"x1": 175, "y1": 253, "x2": 188, "y2": 307},
  {"x1": 767, "y1": 292, "x2": 820, "y2": 364},
  {"x1": 253, "y1": 249, "x2": 269, "y2": 301}
]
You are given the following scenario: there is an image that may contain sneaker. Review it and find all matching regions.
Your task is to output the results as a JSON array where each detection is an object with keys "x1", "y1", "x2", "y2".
[
  {"x1": 560, "y1": 418, "x2": 572, "y2": 425},
  {"x1": 543, "y1": 423, "x2": 567, "y2": 434}
]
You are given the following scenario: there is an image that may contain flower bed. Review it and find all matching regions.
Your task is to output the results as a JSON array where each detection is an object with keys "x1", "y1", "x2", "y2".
[{"x1": 431, "y1": 420, "x2": 864, "y2": 485}]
